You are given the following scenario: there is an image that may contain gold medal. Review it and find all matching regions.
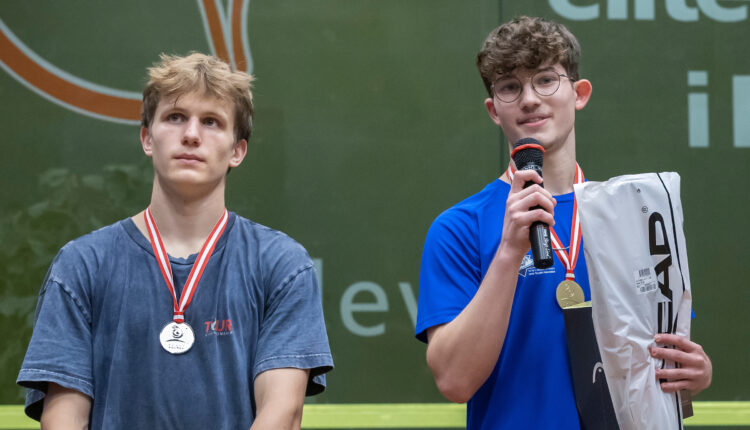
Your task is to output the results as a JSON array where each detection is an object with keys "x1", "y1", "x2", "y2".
[{"x1": 556, "y1": 280, "x2": 585, "y2": 309}]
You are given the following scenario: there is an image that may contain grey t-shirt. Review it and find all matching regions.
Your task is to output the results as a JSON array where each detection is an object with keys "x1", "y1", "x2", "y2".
[{"x1": 17, "y1": 212, "x2": 333, "y2": 429}]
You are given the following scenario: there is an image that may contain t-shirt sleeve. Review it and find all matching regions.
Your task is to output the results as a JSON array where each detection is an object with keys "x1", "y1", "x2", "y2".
[
  {"x1": 253, "y1": 262, "x2": 333, "y2": 396},
  {"x1": 415, "y1": 209, "x2": 482, "y2": 343},
  {"x1": 16, "y1": 247, "x2": 94, "y2": 421}
]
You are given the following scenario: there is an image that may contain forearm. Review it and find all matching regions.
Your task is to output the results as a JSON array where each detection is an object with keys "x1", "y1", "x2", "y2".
[
  {"x1": 251, "y1": 368, "x2": 308, "y2": 430},
  {"x1": 41, "y1": 413, "x2": 89, "y2": 430},
  {"x1": 250, "y1": 404, "x2": 303, "y2": 430},
  {"x1": 41, "y1": 383, "x2": 91, "y2": 430},
  {"x1": 426, "y1": 246, "x2": 523, "y2": 403}
]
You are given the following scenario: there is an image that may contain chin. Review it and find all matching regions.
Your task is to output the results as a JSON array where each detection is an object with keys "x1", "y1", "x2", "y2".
[
  {"x1": 508, "y1": 133, "x2": 544, "y2": 147},
  {"x1": 163, "y1": 172, "x2": 206, "y2": 187},
  {"x1": 517, "y1": 132, "x2": 561, "y2": 149}
]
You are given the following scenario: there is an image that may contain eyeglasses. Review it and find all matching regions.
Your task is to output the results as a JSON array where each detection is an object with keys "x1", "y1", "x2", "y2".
[{"x1": 491, "y1": 70, "x2": 576, "y2": 103}]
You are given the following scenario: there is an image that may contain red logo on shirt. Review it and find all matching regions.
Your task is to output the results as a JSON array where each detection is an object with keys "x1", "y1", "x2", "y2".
[{"x1": 204, "y1": 319, "x2": 233, "y2": 335}]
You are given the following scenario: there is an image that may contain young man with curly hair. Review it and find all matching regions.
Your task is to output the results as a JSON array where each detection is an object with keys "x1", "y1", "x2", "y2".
[
  {"x1": 17, "y1": 53, "x2": 333, "y2": 429},
  {"x1": 415, "y1": 16, "x2": 711, "y2": 429}
]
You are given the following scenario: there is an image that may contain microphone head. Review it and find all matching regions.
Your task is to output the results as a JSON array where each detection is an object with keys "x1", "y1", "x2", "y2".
[{"x1": 511, "y1": 138, "x2": 545, "y2": 170}]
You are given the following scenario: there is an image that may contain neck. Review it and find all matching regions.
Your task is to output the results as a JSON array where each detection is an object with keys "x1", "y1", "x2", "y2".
[
  {"x1": 540, "y1": 144, "x2": 577, "y2": 195},
  {"x1": 504, "y1": 136, "x2": 578, "y2": 195},
  {"x1": 133, "y1": 178, "x2": 227, "y2": 258}
]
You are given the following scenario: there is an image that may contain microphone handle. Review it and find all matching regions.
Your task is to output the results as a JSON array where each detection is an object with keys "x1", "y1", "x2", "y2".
[
  {"x1": 521, "y1": 169, "x2": 554, "y2": 269},
  {"x1": 529, "y1": 219, "x2": 554, "y2": 269}
]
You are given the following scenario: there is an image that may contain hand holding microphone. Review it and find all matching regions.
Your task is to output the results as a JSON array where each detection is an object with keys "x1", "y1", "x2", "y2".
[{"x1": 511, "y1": 138, "x2": 554, "y2": 269}]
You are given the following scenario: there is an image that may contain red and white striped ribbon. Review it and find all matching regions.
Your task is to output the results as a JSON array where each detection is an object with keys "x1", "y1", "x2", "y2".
[
  {"x1": 144, "y1": 207, "x2": 229, "y2": 323},
  {"x1": 506, "y1": 163, "x2": 585, "y2": 280}
]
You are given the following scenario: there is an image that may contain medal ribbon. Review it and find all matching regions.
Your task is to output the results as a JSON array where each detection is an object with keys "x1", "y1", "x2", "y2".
[
  {"x1": 506, "y1": 163, "x2": 585, "y2": 281},
  {"x1": 144, "y1": 207, "x2": 229, "y2": 323}
]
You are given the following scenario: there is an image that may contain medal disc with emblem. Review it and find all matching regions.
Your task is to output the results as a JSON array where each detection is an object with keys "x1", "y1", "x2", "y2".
[
  {"x1": 159, "y1": 322, "x2": 195, "y2": 354},
  {"x1": 556, "y1": 280, "x2": 585, "y2": 309}
]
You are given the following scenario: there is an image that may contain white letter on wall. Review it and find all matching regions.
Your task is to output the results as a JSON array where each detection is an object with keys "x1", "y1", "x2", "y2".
[
  {"x1": 398, "y1": 282, "x2": 418, "y2": 328},
  {"x1": 688, "y1": 71, "x2": 709, "y2": 148},
  {"x1": 634, "y1": 0, "x2": 655, "y2": 20},
  {"x1": 549, "y1": 0, "x2": 599, "y2": 20},
  {"x1": 341, "y1": 281, "x2": 389, "y2": 336},
  {"x1": 734, "y1": 75, "x2": 750, "y2": 148},
  {"x1": 666, "y1": 0, "x2": 699, "y2": 22},
  {"x1": 607, "y1": 0, "x2": 628, "y2": 20},
  {"x1": 697, "y1": 0, "x2": 747, "y2": 22}
]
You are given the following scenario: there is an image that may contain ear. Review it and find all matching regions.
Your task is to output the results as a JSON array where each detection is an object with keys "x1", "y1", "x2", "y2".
[
  {"x1": 140, "y1": 127, "x2": 153, "y2": 157},
  {"x1": 484, "y1": 97, "x2": 503, "y2": 126},
  {"x1": 573, "y1": 79, "x2": 593, "y2": 111},
  {"x1": 229, "y1": 139, "x2": 248, "y2": 168}
]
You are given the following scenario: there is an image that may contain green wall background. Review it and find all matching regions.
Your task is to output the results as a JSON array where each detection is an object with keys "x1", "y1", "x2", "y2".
[{"x1": 0, "y1": 0, "x2": 747, "y2": 406}]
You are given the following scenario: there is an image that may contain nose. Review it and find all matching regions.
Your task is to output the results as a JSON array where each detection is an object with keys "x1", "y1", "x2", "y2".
[
  {"x1": 182, "y1": 117, "x2": 201, "y2": 146},
  {"x1": 518, "y1": 81, "x2": 541, "y2": 110}
]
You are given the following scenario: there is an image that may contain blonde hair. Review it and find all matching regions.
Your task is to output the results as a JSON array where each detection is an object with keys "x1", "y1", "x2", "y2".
[{"x1": 141, "y1": 53, "x2": 254, "y2": 142}]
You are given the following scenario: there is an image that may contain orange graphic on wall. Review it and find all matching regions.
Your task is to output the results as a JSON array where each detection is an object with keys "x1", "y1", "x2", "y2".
[{"x1": 0, "y1": 0, "x2": 252, "y2": 124}]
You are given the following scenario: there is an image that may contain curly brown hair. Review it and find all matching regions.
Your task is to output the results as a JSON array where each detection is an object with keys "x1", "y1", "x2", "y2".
[
  {"x1": 476, "y1": 16, "x2": 581, "y2": 97},
  {"x1": 141, "y1": 53, "x2": 254, "y2": 142}
]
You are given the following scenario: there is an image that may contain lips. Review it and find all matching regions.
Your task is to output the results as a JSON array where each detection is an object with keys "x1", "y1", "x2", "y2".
[
  {"x1": 174, "y1": 153, "x2": 204, "y2": 162},
  {"x1": 518, "y1": 115, "x2": 550, "y2": 125}
]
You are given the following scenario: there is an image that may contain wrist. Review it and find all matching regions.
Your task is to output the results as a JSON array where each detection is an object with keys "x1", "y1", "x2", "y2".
[{"x1": 494, "y1": 240, "x2": 528, "y2": 266}]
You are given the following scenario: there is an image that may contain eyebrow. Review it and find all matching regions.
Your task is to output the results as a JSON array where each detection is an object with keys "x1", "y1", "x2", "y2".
[
  {"x1": 162, "y1": 105, "x2": 229, "y2": 120},
  {"x1": 199, "y1": 110, "x2": 229, "y2": 120},
  {"x1": 498, "y1": 66, "x2": 557, "y2": 80}
]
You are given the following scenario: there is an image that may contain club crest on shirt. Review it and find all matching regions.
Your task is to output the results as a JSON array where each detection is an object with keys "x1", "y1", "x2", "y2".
[
  {"x1": 518, "y1": 254, "x2": 534, "y2": 276},
  {"x1": 518, "y1": 253, "x2": 556, "y2": 277}
]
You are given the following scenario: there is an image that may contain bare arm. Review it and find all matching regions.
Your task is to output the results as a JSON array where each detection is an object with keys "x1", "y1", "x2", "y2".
[
  {"x1": 426, "y1": 170, "x2": 556, "y2": 403},
  {"x1": 41, "y1": 383, "x2": 91, "y2": 430},
  {"x1": 250, "y1": 368, "x2": 310, "y2": 430}
]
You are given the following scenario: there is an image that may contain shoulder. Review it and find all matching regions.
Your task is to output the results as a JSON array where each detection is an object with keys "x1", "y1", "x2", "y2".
[
  {"x1": 60, "y1": 220, "x2": 128, "y2": 250},
  {"x1": 231, "y1": 215, "x2": 310, "y2": 260},
  {"x1": 426, "y1": 179, "x2": 509, "y2": 244},
  {"x1": 47, "y1": 220, "x2": 130, "y2": 282},
  {"x1": 229, "y1": 214, "x2": 314, "y2": 283},
  {"x1": 36, "y1": 220, "x2": 130, "y2": 321}
]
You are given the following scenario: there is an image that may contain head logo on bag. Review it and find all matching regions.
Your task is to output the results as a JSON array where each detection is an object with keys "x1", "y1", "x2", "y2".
[{"x1": 649, "y1": 211, "x2": 675, "y2": 334}]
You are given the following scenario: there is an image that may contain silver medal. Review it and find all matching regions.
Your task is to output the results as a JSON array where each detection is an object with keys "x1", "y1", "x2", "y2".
[{"x1": 159, "y1": 321, "x2": 195, "y2": 354}]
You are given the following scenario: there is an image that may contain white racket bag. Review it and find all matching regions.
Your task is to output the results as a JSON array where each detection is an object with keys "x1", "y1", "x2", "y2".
[{"x1": 574, "y1": 172, "x2": 692, "y2": 430}]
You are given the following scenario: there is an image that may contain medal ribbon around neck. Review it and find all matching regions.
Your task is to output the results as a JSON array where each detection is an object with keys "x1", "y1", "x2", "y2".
[
  {"x1": 506, "y1": 163, "x2": 585, "y2": 281},
  {"x1": 144, "y1": 207, "x2": 229, "y2": 323}
]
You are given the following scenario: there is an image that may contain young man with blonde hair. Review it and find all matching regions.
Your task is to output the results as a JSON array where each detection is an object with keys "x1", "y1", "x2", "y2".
[
  {"x1": 18, "y1": 53, "x2": 333, "y2": 429},
  {"x1": 415, "y1": 17, "x2": 711, "y2": 429}
]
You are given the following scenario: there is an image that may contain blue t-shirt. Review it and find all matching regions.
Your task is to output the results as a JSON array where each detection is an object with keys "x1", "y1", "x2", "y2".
[
  {"x1": 415, "y1": 179, "x2": 590, "y2": 429},
  {"x1": 17, "y1": 212, "x2": 333, "y2": 429}
]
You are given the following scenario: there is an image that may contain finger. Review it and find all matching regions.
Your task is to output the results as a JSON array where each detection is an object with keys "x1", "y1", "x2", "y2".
[
  {"x1": 507, "y1": 197, "x2": 556, "y2": 227},
  {"x1": 508, "y1": 184, "x2": 556, "y2": 211},
  {"x1": 509, "y1": 169, "x2": 543, "y2": 192},
  {"x1": 659, "y1": 380, "x2": 692, "y2": 393},
  {"x1": 514, "y1": 190, "x2": 556, "y2": 215},
  {"x1": 655, "y1": 367, "x2": 699, "y2": 382},
  {"x1": 509, "y1": 208, "x2": 556, "y2": 229},
  {"x1": 654, "y1": 334, "x2": 697, "y2": 352},
  {"x1": 505, "y1": 208, "x2": 554, "y2": 234},
  {"x1": 650, "y1": 346, "x2": 695, "y2": 366}
]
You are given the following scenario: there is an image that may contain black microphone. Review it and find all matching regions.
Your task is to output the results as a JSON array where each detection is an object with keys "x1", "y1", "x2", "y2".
[{"x1": 511, "y1": 138, "x2": 554, "y2": 269}]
